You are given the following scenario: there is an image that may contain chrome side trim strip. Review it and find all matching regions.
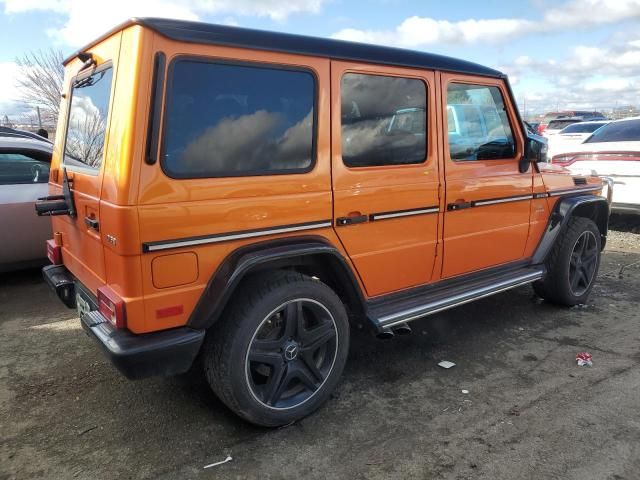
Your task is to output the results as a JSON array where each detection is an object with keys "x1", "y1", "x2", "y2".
[
  {"x1": 473, "y1": 194, "x2": 533, "y2": 206},
  {"x1": 143, "y1": 220, "x2": 332, "y2": 252},
  {"x1": 371, "y1": 207, "x2": 439, "y2": 221},
  {"x1": 547, "y1": 186, "x2": 601, "y2": 197},
  {"x1": 377, "y1": 269, "x2": 544, "y2": 328}
]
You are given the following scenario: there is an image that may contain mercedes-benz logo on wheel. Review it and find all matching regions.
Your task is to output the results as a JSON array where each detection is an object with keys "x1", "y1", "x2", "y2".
[{"x1": 284, "y1": 344, "x2": 298, "y2": 361}]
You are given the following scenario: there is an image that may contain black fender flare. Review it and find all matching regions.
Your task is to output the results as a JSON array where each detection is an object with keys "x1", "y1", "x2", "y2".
[
  {"x1": 532, "y1": 194, "x2": 609, "y2": 264},
  {"x1": 187, "y1": 235, "x2": 366, "y2": 330}
]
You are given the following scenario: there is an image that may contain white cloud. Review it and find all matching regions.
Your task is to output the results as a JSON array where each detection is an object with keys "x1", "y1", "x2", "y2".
[
  {"x1": 1, "y1": 0, "x2": 329, "y2": 46},
  {"x1": 334, "y1": 16, "x2": 533, "y2": 46},
  {"x1": 332, "y1": 0, "x2": 640, "y2": 47},
  {"x1": 583, "y1": 78, "x2": 635, "y2": 92},
  {"x1": 506, "y1": 38, "x2": 640, "y2": 113},
  {"x1": 0, "y1": 62, "x2": 31, "y2": 120},
  {"x1": 0, "y1": 62, "x2": 21, "y2": 104}
]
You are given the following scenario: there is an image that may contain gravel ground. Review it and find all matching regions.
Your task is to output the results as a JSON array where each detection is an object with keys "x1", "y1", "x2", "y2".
[{"x1": 1, "y1": 216, "x2": 639, "y2": 480}]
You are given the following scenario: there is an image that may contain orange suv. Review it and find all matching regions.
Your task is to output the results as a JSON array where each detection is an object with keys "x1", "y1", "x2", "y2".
[{"x1": 36, "y1": 18, "x2": 610, "y2": 426}]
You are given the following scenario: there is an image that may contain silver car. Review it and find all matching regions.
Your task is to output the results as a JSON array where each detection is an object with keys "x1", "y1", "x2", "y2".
[{"x1": 0, "y1": 130, "x2": 53, "y2": 272}]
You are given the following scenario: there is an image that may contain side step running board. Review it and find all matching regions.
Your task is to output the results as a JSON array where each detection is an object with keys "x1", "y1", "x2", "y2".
[{"x1": 368, "y1": 266, "x2": 545, "y2": 331}]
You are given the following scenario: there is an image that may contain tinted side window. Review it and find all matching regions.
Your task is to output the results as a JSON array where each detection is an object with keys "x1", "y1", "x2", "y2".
[
  {"x1": 0, "y1": 152, "x2": 50, "y2": 185},
  {"x1": 341, "y1": 73, "x2": 426, "y2": 167},
  {"x1": 447, "y1": 83, "x2": 515, "y2": 161},
  {"x1": 64, "y1": 67, "x2": 113, "y2": 169},
  {"x1": 162, "y1": 60, "x2": 315, "y2": 178}
]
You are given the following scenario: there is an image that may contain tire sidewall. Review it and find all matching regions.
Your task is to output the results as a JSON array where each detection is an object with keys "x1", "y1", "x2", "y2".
[{"x1": 225, "y1": 277, "x2": 350, "y2": 426}]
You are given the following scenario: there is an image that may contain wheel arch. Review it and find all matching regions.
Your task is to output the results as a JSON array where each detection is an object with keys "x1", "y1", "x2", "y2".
[
  {"x1": 187, "y1": 236, "x2": 366, "y2": 330},
  {"x1": 533, "y1": 194, "x2": 609, "y2": 264}
]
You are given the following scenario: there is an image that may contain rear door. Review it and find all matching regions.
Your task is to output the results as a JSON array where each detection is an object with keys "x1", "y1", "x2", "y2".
[
  {"x1": 331, "y1": 61, "x2": 441, "y2": 297},
  {"x1": 440, "y1": 74, "x2": 532, "y2": 278},
  {"x1": 53, "y1": 37, "x2": 119, "y2": 292}
]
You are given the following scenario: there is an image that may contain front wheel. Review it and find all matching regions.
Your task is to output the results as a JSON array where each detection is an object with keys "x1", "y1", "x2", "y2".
[
  {"x1": 533, "y1": 216, "x2": 602, "y2": 305},
  {"x1": 203, "y1": 271, "x2": 350, "y2": 426}
]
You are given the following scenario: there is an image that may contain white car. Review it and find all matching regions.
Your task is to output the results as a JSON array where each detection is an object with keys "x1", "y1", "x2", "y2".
[
  {"x1": 0, "y1": 130, "x2": 53, "y2": 271},
  {"x1": 551, "y1": 117, "x2": 640, "y2": 214},
  {"x1": 546, "y1": 120, "x2": 609, "y2": 159}
]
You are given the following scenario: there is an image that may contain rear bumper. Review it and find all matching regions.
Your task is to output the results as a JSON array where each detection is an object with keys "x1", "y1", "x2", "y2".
[
  {"x1": 42, "y1": 264, "x2": 205, "y2": 380},
  {"x1": 81, "y1": 311, "x2": 204, "y2": 380}
]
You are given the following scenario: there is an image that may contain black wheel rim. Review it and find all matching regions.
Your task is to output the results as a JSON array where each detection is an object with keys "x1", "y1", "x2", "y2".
[
  {"x1": 569, "y1": 230, "x2": 598, "y2": 296},
  {"x1": 245, "y1": 299, "x2": 338, "y2": 410}
]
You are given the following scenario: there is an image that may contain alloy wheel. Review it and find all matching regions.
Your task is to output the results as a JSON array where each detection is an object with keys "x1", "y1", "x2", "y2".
[
  {"x1": 245, "y1": 298, "x2": 338, "y2": 410},
  {"x1": 568, "y1": 230, "x2": 599, "y2": 296}
]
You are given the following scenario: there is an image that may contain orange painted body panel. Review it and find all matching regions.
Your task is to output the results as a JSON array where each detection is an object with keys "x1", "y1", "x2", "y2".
[
  {"x1": 48, "y1": 22, "x2": 606, "y2": 336},
  {"x1": 330, "y1": 61, "x2": 441, "y2": 296}
]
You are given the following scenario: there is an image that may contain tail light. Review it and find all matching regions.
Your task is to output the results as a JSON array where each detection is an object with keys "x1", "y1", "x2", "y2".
[
  {"x1": 537, "y1": 124, "x2": 546, "y2": 134},
  {"x1": 46, "y1": 239, "x2": 62, "y2": 265},
  {"x1": 553, "y1": 151, "x2": 640, "y2": 166},
  {"x1": 98, "y1": 286, "x2": 127, "y2": 329}
]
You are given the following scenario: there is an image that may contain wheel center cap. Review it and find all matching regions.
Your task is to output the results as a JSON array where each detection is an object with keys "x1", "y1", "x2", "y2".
[{"x1": 283, "y1": 342, "x2": 299, "y2": 361}]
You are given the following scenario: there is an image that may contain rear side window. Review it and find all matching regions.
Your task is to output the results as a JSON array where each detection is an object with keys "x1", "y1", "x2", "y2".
[
  {"x1": 162, "y1": 60, "x2": 315, "y2": 178},
  {"x1": 340, "y1": 73, "x2": 427, "y2": 167},
  {"x1": 64, "y1": 67, "x2": 113, "y2": 169},
  {"x1": 0, "y1": 152, "x2": 50, "y2": 185},
  {"x1": 447, "y1": 83, "x2": 515, "y2": 161}
]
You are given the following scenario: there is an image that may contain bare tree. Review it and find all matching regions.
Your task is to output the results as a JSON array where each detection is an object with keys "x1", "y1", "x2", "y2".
[
  {"x1": 15, "y1": 49, "x2": 64, "y2": 125},
  {"x1": 65, "y1": 108, "x2": 107, "y2": 167}
]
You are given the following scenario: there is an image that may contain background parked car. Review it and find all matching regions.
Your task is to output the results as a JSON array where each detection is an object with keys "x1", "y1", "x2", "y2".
[
  {"x1": 546, "y1": 120, "x2": 609, "y2": 158},
  {"x1": 542, "y1": 117, "x2": 585, "y2": 138},
  {"x1": 537, "y1": 110, "x2": 606, "y2": 135},
  {"x1": 551, "y1": 117, "x2": 640, "y2": 214},
  {"x1": 0, "y1": 129, "x2": 53, "y2": 272}
]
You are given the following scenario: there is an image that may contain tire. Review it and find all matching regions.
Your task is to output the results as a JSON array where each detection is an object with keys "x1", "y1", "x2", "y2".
[
  {"x1": 202, "y1": 270, "x2": 350, "y2": 427},
  {"x1": 533, "y1": 216, "x2": 601, "y2": 306}
]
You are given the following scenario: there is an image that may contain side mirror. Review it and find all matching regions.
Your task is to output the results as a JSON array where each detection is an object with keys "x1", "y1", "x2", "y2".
[{"x1": 521, "y1": 136, "x2": 548, "y2": 173}]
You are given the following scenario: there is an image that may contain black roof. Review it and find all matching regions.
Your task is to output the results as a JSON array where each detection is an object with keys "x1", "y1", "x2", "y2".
[{"x1": 65, "y1": 17, "x2": 504, "y2": 79}]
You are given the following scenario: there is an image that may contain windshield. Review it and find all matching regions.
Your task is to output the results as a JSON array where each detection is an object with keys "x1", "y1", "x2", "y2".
[
  {"x1": 561, "y1": 122, "x2": 607, "y2": 134},
  {"x1": 64, "y1": 67, "x2": 113, "y2": 169},
  {"x1": 584, "y1": 119, "x2": 640, "y2": 143}
]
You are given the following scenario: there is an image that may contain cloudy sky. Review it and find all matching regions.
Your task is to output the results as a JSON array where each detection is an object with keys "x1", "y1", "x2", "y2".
[{"x1": 1, "y1": 0, "x2": 639, "y2": 120}]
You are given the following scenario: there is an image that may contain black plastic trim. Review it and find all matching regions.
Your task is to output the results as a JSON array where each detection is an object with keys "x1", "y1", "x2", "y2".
[
  {"x1": 81, "y1": 310, "x2": 205, "y2": 380},
  {"x1": 142, "y1": 219, "x2": 332, "y2": 253},
  {"x1": 42, "y1": 264, "x2": 76, "y2": 308},
  {"x1": 187, "y1": 236, "x2": 366, "y2": 330},
  {"x1": 532, "y1": 194, "x2": 609, "y2": 264},
  {"x1": 145, "y1": 52, "x2": 165, "y2": 165},
  {"x1": 64, "y1": 18, "x2": 503, "y2": 79}
]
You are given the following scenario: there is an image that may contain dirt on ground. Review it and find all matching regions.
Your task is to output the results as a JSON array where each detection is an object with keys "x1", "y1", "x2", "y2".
[{"x1": 1, "y1": 216, "x2": 639, "y2": 480}]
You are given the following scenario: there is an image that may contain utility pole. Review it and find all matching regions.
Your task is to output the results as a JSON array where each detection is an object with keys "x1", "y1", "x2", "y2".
[{"x1": 36, "y1": 106, "x2": 42, "y2": 128}]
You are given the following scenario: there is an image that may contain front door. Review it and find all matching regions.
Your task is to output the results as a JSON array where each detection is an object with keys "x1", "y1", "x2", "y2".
[
  {"x1": 440, "y1": 74, "x2": 532, "y2": 278},
  {"x1": 330, "y1": 61, "x2": 441, "y2": 297}
]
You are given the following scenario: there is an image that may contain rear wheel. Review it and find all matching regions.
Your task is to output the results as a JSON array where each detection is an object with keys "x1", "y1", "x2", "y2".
[
  {"x1": 203, "y1": 271, "x2": 349, "y2": 426},
  {"x1": 533, "y1": 216, "x2": 601, "y2": 305}
]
